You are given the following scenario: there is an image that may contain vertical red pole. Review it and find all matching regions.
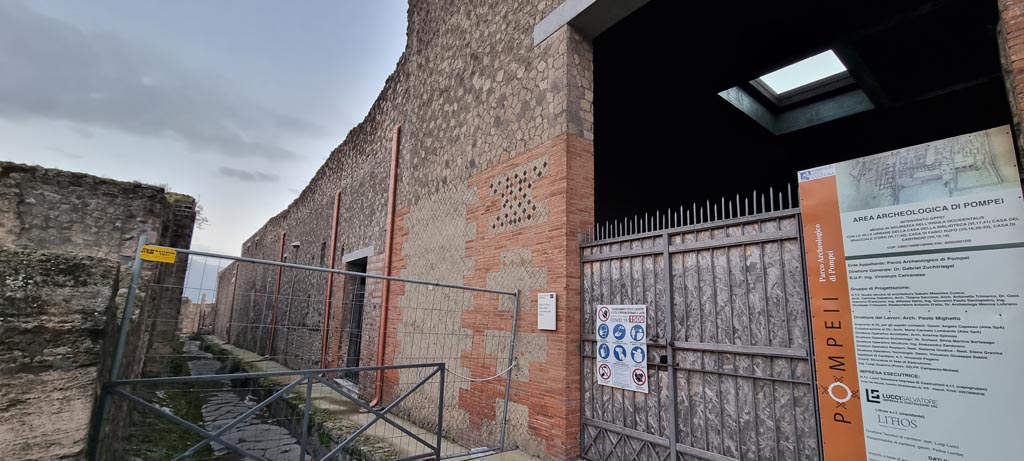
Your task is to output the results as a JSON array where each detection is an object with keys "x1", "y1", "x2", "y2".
[
  {"x1": 226, "y1": 263, "x2": 239, "y2": 343},
  {"x1": 371, "y1": 124, "x2": 400, "y2": 407},
  {"x1": 320, "y1": 190, "x2": 342, "y2": 368},
  {"x1": 265, "y1": 231, "x2": 286, "y2": 356}
]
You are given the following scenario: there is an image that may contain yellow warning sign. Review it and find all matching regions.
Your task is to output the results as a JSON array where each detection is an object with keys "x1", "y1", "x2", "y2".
[{"x1": 140, "y1": 245, "x2": 177, "y2": 263}]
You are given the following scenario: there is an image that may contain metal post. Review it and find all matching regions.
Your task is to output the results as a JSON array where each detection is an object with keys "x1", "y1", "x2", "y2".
[
  {"x1": 498, "y1": 290, "x2": 520, "y2": 451},
  {"x1": 89, "y1": 235, "x2": 148, "y2": 460},
  {"x1": 300, "y1": 375, "x2": 312, "y2": 461},
  {"x1": 661, "y1": 232, "x2": 679, "y2": 460},
  {"x1": 111, "y1": 234, "x2": 148, "y2": 380},
  {"x1": 436, "y1": 365, "x2": 446, "y2": 460},
  {"x1": 797, "y1": 212, "x2": 826, "y2": 460}
]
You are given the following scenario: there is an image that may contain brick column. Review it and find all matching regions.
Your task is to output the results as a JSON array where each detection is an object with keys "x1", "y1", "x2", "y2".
[{"x1": 998, "y1": 0, "x2": 1024, "y2": 165}]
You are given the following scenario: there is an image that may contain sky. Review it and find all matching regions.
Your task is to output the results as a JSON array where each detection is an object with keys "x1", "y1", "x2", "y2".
[{"x1": 0, "y1": 0, "x2": 408, "y2": 258}]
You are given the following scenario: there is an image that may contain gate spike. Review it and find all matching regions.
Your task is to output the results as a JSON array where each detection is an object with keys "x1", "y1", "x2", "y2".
[
  {"x1": 679, "y1": 206, "x2": 684, "y2": 227},
  {"x1": 787, "y1": 183, "x2": 793, "y2": 209},
  {"x1": 769, "y1": 187, "x2": 774, "y2": 212},
  {"x1": 762, "y1": 192, "x2": 766, "y2": 215},
  {"x1": 779, "y1": 192, "x2": 783, "y2": 212},
  {"x1": 752, "y1": 190, "x2": 757, "y2": 214}
]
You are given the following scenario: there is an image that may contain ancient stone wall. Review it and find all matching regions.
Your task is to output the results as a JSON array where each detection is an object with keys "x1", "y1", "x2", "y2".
[
  {"x1": 210, "y1": 1, "x2": 595, "y2": 458},
  {"x1": 0, "y1": 162, "x2": 167, "y2": 264},
  {"x1": 0, "y1": 162, "x2": 197, "y2": 378},
  {"x1": 0, "y1": 162, "x2": 197, "y2": 459},
  {"x1": 0, "y1": 248, "x2": 120, "y2": 460}
]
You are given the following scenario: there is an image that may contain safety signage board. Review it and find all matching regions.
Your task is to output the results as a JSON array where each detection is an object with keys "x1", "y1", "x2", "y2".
[
  {"x1": 140, "y1": 245, "x2": 177, "y2": 263},
  {"x1": 799, "y1": 126, "x2": 1024, "y2": 461},
  {"x1": 595, "y1": 304, "x2": 648, "y2": 393}
]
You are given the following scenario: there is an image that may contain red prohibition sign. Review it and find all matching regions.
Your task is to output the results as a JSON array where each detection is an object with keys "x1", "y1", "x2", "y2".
[
  {"x1": 632, "y1": 368, "x2": 647, "y2": 386},
  {"x1": 598, "y1": 306, "x2": 610, "y2": 322},
  {"x1": 598, "y1": 364, "x2": 612, "y2": 380}
]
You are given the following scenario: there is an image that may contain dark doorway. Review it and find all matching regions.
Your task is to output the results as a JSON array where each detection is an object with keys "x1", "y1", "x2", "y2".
[
  {"x1": 592, "y1": 0, "x2": 1013, "y2": 223},
  {"x1": 342, "y1": 257, "x2": 367, "y2": 382}
]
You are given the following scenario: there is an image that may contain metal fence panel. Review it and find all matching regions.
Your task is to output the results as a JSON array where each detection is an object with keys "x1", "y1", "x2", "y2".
[
  {"x1": 580, "y1": 188, "x2": 821, "y2": 461},
  {"x1": 93, "y1": 242, "x2": 519, "y2": 460}
]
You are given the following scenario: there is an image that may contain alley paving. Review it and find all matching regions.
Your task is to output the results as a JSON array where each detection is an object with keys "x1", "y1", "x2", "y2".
[{"x1": 183, "y1": 340, "x2": 306, "y2": 461}]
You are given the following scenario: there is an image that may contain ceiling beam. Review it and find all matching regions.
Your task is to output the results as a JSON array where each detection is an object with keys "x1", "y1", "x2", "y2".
[
  {"x1": 833, "y1": 44, "x2": 891, "y2": 108},
  {"x1": 534, "y1": 0, "x2": 650, "y2": 46}
]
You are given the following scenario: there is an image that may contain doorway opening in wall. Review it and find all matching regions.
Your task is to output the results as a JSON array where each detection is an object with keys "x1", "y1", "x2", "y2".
[
  {"x1": 341, "y1": 257, "x2": 368, "y2": 383},
  {"x1": 591, "y1": 0, "x2": 1014, "y2": 224}
]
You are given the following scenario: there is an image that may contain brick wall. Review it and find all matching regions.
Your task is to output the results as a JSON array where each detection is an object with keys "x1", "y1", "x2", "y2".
[
  {"x1": 999, "y1": 0, "x2": 1024, "y2": 167},
  {"x1": 209, "y1": 1, "x2": 595, "y2": 459}
]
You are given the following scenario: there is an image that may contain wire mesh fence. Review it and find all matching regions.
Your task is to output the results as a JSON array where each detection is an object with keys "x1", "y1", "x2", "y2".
[{"x1": 96, "y1": 242, "x2": 520, "y2": 461}]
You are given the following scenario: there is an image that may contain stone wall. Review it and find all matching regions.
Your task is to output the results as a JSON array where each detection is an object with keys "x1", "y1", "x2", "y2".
[
  {"x1": 0, "y1": 162, "x2": 197, "y2": 459},
  {"x1": 210, "y1": 1, "x2": 595, "y2": 458},
  {"x1": 0, "y1": 162, "x2": 166, "y2": 264},
  {"x1": 0, "y1": 248, "x2": 119, "y2": 460},
  {"x1": 179, "y1": 298, "x2": 215, "y2": 335},
  {"x1": 0, "y1": 162, "x2": 197, "y2": 378}
]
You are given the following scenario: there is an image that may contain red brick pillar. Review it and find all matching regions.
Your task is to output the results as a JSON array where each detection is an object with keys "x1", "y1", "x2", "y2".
[{"x1": 998, "y1": 0, "x2": 1024, "y2": 164}]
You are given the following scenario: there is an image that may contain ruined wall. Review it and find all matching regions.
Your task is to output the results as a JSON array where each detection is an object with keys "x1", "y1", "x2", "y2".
[
  {"x1": 0, "y1": 163, "x2": 197, "y2": 459},
  {"x1": 0, "y1": 248, "x2": 119, "y2": 460},
  {"x1": 0, "y1": 162, "x2": 167, "y2": 264},
  {"x1": 179, "y1": 298, "x2": 215, "y2": 335},
  {"x1": 0, "y1": 162, "x2": 197, "y2": 378},
  {"x1": 211, "y1": 1, "x2": 594, "y2": 458},
  {"x1": 140, "y1": 194, "x2": 197, "y2": 375},
  {"x1": 212, "y1": 262, "x2": 237, "y2": 341}
]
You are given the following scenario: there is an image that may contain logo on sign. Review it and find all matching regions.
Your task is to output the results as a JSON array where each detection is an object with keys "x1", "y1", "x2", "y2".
[
  {"x1": 630, "y1": 324, "x2": 645, "y2": 341},
  {"x1": 632, "y1": 368, "x2": 647, "y2": 386},
  {"x1": 598, "y1": 364, "x2": 612, "y2": 380},
  {"x1": 612, "y1": 324, "x2": 626, "y2": 340},
  {"x1": 630, "y1": 346, "x2": 646, "y2": 364},
  {"x1": 613, "y1": 345, "x2": 627, "y2": 362},
  {"x1": 866, "y1": 389, "x2": 880, "y2": 404},
  {"x1": 597, "y1": 306, "x2": 610, "y2": 322},
  {"x1": 598, "y1": 344, "x2": 610, "y2": 360},
  {"x1": 597, "y1": 324, "x2": 609, "y2": 339}
]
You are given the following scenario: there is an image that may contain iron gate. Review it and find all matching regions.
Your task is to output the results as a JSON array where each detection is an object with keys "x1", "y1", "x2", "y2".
[
  {"x1": 579, "y1": 190, "x2": 822, "y2": 461},
  {"x1": 91, "y1": 237, "x2": 521, "y2": 460}
]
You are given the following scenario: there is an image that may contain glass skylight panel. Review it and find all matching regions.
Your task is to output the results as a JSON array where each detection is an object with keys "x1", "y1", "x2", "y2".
[{"x1": 758, "y1": 50, "x2": 847, "y2": 95}]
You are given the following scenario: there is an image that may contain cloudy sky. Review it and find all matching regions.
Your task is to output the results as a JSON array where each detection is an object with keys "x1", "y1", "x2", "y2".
[{"x1": 0, "y1": 0, "x2": 407, "y2": 256}]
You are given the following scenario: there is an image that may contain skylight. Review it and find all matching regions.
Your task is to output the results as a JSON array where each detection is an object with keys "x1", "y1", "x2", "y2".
[{"x1": 758, "y1": 50, "x2": 847, "y2": 95}]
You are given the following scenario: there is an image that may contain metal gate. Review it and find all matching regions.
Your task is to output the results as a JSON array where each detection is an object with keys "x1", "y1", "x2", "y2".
[
  {"x1": 579, "y1": 189, "x2": 821, "y2": 461},
  {"x1": 91, "y1": 236, "x2": 520, "y2": 460}
]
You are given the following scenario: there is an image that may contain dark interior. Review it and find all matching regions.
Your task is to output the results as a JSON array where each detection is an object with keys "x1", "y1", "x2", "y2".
[{"x1": 593, "y1": 0, "x2": 1012, "y2": 223}]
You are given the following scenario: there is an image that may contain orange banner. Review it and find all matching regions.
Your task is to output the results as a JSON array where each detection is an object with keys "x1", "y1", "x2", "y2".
[{"x1": 800, "y1": 175, "x2": 866, "y2": 460}]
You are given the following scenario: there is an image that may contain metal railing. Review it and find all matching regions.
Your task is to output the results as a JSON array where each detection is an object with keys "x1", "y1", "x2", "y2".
[
  {"x1": 105, "y1": 363, "x2": 446, "y2": 461},
  {"x1": 91, "y1": 237, "x2": 523, "y2": 460}
]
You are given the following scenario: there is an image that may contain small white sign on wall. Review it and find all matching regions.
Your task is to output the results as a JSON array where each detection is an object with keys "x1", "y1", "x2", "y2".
[{"x1": 537, "y1": 292, "x2": 556, "y2": 330}]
